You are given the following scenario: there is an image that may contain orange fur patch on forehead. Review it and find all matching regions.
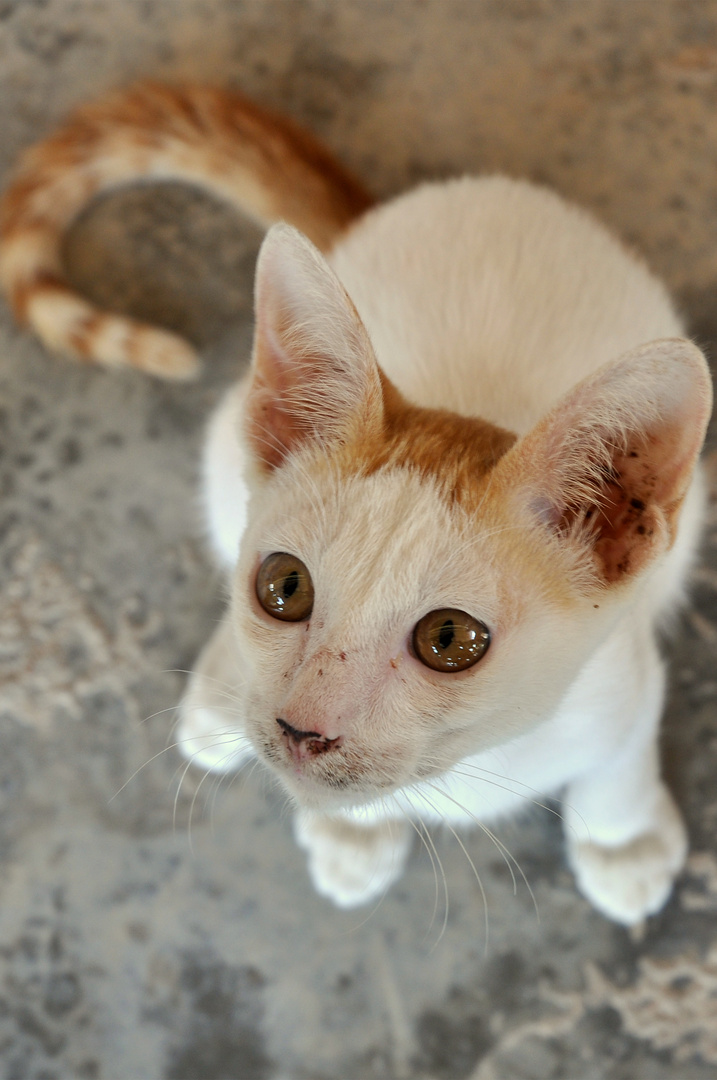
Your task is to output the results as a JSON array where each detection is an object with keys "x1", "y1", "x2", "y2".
[{"x1": 339, "y1": 372, "x2": 517, "y2": 506}]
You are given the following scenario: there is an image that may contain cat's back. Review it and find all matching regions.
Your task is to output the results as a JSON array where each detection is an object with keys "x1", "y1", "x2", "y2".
[{"x1": 329, "y1": 177, "x2": 683, "y2": 434}]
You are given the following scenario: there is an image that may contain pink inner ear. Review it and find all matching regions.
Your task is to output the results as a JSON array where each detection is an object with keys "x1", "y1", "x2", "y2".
[
  {"x1": 540, "y1": 417, "x2": 703, "y2": 586},
  {"x1": 245, "y1": 318, "x2": 318, "y2": 469},
  {"x1": 559, "y1": 437, "x2": 666, "y2": 584},
  {"x1": 245, "y1": 379, "x2": 305, "y2": 470},
  {"x1": 511, "y1": 339, "x2": 712, "y2": 589},
  {"x1": 243, "y1": 223, "x2": 383, "y2": 471}
]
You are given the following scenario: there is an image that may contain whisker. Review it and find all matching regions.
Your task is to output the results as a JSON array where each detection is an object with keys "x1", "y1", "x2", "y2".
[
  {"x1": 342, "y1": 805, "x2": 403, "y2": 935},
  {"x1": 136, "y1": 703, "x2": 192, "y2": 728},
  {"x1": 450, "y1": 762, "x2": 589, "y2": 840},
  {"x1": 414, "y1": 787, "x2": 490, "y2": 955},
  {"x1": 159, "y1": 668, "x2": 246, "y2": 696},
  {"x1": 175, "y1": 702, "x2": 248, "y2": 719},
  {"x1": 187, "y1": 741, "x2": 253, "y2": 850},
  {"x1": 109, "y1": 722, "x2": 251, "y2": 805},
  {"x1": 403, "y1": 801, "x2": 450, "y2": 947},
  {"x1": 422, "y1": 778, "x2": 540, "y2": 923},
  {"x1": 173, "y1": 757, "x2": 196, "y2": 833},
  {"x1": 225, "y1": 754, "x2": 263, "y2": 800},
  {"x1": 168, "y1": 734, "x2": 249, "y2": 825},
  {"x1": 205, "y1": 744, "x2": 259, "y2": 828},
  {"x1": 187, "y1": 766, "x2": 215, "y2": 854},
  {"x1": 421, "y1": 776, "x2": 519, "y2": 893},
  {"x1": 401, "y1": 805, "x2": 443, "y2": 944},
  {"x1": 449, "y1": 766, "x2": 562, "y2": 821},
  {"x1": 207, "y1": 761, "x2": 234, "y2": 829},
  {"x1": 109, "y1": 741, "x2": 187, "y2": 803}
]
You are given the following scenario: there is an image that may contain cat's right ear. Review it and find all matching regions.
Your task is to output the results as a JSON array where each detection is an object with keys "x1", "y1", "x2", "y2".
[
  {"x1": 244, "y1": 224, "x2": 383, "y2": 470},
  {"x1": 498, "y1": 338, "x2": 712, "y2": 593}
]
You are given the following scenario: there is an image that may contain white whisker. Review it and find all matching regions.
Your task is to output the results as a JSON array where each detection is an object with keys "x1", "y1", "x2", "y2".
[
  {"x1": 421, "y1": 778, "x2": 540, "y2": 923},
  {"x1": 109, "y1": 741, "x2": 186, "y2": 803},
  {"x1": 404, "y1": 802, "x2": 450, "y2": 947},
  {"x1": 449, "y1": 762, "x2": 589, "y2": 840},
  {"x1": 160, "y1": 667, "x2": 245, "y2": 696},
  {"x1": 414, "y1": 787, "x2": 490, "y2": 954},
  {"x1": 399, "y1": 803, "x2": 444, "y2": 944},
  {"x1": 449, "y1": 765, "x2": 561, "y2": 820},
  {"x1": 173, "y1": 757, "x2": 196, "y2": 833}
]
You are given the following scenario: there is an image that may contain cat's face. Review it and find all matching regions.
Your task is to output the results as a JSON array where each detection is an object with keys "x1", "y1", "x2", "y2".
[
  {"x1": 226, "y1": 223, "x2": 711, "y2": 811},
  {"x1": 229, "y1": 455, "x2": 623, "y2": 811}
]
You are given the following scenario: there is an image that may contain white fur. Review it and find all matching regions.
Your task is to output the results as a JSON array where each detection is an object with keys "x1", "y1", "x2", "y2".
[
  {"x1": 330, "y1": 178, "x2": 683, "y2": 431},
  {"x1": 177, "y1": 176, "x2": 710, "y2": 925}
]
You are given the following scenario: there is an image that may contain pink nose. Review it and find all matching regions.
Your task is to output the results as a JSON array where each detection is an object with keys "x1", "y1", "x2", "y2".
[{"x1": 276, "y1": 717, "x2": 342, "y2": 761}]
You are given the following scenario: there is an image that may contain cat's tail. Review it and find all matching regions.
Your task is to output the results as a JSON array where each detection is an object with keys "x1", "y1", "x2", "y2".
[{"x1": 0, "y1": 81, "x2": 374, "y2": 379}]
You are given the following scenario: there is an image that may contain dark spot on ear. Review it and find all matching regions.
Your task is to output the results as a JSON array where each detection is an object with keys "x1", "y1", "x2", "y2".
[{"x1": 593, "y1": 604, "x2": 599, "y2": 608}]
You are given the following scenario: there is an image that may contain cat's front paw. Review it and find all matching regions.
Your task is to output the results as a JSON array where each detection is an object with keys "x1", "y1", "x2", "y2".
[
  {"x1": 294, "y1": 811, "x2": 412, "y2": 909},
  {"x1": 566, "y1": 789, "x2": 688, "y2": 925}
]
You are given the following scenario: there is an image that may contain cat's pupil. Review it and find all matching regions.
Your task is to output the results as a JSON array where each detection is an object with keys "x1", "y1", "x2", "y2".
[
  {"x1": 283, "y1": 570, "x2": 299, "y2": 598},
  {"x1": 438, "y1": 620, "x2": 455, "y2": 650}
]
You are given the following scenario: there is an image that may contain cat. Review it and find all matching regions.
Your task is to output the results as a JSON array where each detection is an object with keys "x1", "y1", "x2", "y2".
[{"x1": 1, "y1": 82, "x2": 712, "y2": 925}]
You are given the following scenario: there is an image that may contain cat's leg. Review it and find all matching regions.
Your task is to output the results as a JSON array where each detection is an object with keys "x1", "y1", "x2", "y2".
[
  {"x1": 562, "y1": 638, "x2": 687, "y2": 925},
  {"x1": 294, "y1": 808, "x2": 412, "y2": 908},
  {"x1": 176, "y1": 381, "x2": 255, "y2": 774},
  {"x1": 176, "y1": 611, "x2": 255, "y2": 775}
]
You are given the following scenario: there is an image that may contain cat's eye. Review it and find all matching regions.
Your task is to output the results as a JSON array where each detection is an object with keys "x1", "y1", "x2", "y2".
[
  {"x1": 256, "y1": 552, "x2": 314, "y2": 622},
  {"x1": 413, "y1": 608, "x2": 490, "y2": 672}
]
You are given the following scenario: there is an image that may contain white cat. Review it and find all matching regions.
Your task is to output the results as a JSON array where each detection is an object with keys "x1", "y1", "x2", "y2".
[{"x1": 1, "y1": 83, "x2": 711, "y2": 924}]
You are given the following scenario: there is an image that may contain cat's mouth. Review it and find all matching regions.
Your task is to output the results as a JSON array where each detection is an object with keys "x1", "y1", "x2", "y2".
[
  {"x1": 257, "y1": 731, "x2": 401, "y2": 806},
  {"x1": 251, "y1": 705, "x2": 479, "y2": 806}
]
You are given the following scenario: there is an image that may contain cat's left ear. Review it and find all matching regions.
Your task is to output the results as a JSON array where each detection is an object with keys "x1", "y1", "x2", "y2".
[
  {"x1": 244, "y1": 223, "x2": 383, "y2": 470},
  {"x1": 499, "y1": 338, "x2": 712, "y2": 589}
]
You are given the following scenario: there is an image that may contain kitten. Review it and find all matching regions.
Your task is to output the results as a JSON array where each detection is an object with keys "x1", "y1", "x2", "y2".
[{"x1": 1, "y1": 82, "x2": 712, "y2": 925}]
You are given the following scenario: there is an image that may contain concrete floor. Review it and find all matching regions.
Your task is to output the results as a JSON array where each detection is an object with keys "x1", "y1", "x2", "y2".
[{"x1": 1, "y1": 2, "x2": 717, "y2": 1078}]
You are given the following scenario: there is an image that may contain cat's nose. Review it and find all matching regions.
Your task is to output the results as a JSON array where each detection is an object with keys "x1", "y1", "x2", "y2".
[{"x1": 276, "y1": 717, "x2": 342, "y2": 759}]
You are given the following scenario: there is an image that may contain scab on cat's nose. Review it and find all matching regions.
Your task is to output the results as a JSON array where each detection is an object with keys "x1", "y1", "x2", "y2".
[{"x1": 276, "y1": 717, "x2": 342, "y2": 761}]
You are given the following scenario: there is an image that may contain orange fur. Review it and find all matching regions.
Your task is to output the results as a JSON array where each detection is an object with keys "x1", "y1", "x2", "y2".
[
  {"x1": 0, "y1": 81, "x2": 373, "y2": 377},
  {"x1": 341, "y1": 373, "x2": 518, "y2": 507}
]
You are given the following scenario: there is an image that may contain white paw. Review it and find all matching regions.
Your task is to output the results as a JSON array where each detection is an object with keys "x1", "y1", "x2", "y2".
[
  {"x1": 566, "y1": 790, "x2": 688, "y2": 925},
  {"x1": 294, "y1": 812, "x2": 412, "y2": 909},
  {"x1": 175, "y1": 700, "x2": 254, "y2": 775}
]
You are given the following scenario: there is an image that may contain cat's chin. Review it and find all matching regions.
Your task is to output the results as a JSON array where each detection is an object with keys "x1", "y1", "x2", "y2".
[
  {"x1": 279, "y1": 776, "x2": 383, "y2": 814},
  {"x1": 258, "y1": 747, "x2": 396, "y2": 813},
  {"x1": 269, "y1": 765, "x2": 380, "y2": 812}
]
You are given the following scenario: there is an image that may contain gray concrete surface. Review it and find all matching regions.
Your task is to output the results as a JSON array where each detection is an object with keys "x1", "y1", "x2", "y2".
[{"x1": 1, "y1": 2, "x2": 717, "y2": 1078}]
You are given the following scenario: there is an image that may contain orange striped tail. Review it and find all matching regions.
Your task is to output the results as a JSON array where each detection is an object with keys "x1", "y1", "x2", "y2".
[{"x1": 0, "y1": 81, "x2": 374, "y2": 378}]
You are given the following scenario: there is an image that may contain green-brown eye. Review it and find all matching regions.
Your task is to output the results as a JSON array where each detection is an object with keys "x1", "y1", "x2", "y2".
[
  {"x1": 256, "y1": 552, "x2": 314, "y2": 622},
  {"x1": 413, "y1": 608, "x2": 490, "y2": 672}
]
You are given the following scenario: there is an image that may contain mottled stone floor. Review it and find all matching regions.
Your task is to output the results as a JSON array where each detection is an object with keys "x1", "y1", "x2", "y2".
[{"x1": 1, "y1": 3, "x2": 717, "y2": 1078}]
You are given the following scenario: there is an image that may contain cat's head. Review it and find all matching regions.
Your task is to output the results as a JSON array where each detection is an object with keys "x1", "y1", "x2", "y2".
[{"x1": 229, "y1": 224, "x2": 712, "y2": 812}]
